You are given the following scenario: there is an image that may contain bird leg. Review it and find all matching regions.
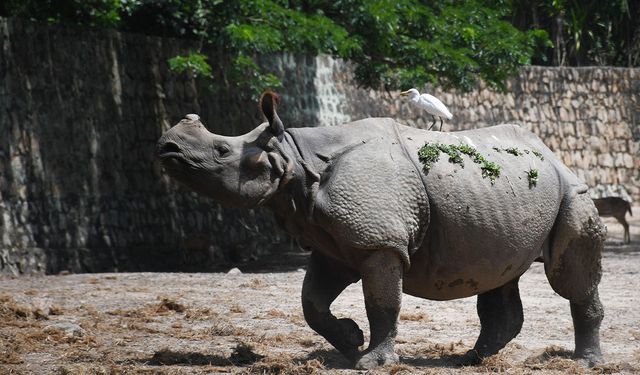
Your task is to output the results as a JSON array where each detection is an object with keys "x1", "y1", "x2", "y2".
[
  {"x1": 439, "y1": 117, "x2": 444, "y2": 131},
  {"x1": 428, "y1": 115, "x2": 436, "y2": 130}
]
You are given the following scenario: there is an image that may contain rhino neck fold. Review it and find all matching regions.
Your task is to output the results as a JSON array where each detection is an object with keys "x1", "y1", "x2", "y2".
[{"x1": 265, "y1": 132, "x2": 321, "y2": 235}]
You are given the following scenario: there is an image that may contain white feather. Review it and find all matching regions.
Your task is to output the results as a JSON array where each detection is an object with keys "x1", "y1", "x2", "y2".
[{"x1": 401, "y1": 88, "x2": 453, "y2": 119}]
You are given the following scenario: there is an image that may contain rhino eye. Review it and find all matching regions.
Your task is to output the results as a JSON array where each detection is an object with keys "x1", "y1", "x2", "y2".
[{"x1": 215, "y1": 144, "x2": 230, "y2": 157}]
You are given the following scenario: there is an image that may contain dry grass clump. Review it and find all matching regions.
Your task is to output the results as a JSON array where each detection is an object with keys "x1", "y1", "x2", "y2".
[
  {"x1": 265, "y1": 309, "x2": 287, "y2": 318},
  {"x1": 49, "y1": 305, "x2": 65, "y2": 316},
  {"x1": 422, "y1": 341, "x2": 466, "y2": 358},
  {"x1": 523, "y1": 345, "x2": 583, "y2": 373},
  {"x1": 184, "y1": 306, "x2": 216, "y2": 320},
  {"x1": 298, "y1": 338, "x2": 316, "y2": 348},
  {"x1": 387, "y1": 363, "x2": 417, "y2": 374},
  {"x1": 0, "y1": 294, "x2": 48, "y2": 321},
  {"x1": 107, "y1": 296, "x2": 186, "y2": 319},
  {"x1": 0, "y1": 340, "x2": 24, "y2": 364},
  {"x1": 155, "y1": 296, "x2": 186, "y2": 313},
  {"x1": 480, "y1": 352, "x2": 513, "y2": 372},
  {"x1": 246, "y1": 355, "x2": 324, "y2": 374},
  {"x1": 593, "y1": 362, "x2": 638, "y2": 374},
  {"x1": 399, "y1": 312, "x2": 429, "y2": 322},
  {"x1": 202, "y1": 317, "x2": 247, "y2": 337},
  {"x1": 57, "y1": 364, "x2": 110, "y2": 375},
  {"x1": 229, "y1": 304, "x2": 246, "y2": 314},
  {"x1": 1, "y1": 294, "x2": 33, "y2": 320},
  {"x1": 240, "y1": 278, "x2": 268, "y2": 289},
  {"x1": 538, "y1": 357, "x2": 583, "y2": 373}
]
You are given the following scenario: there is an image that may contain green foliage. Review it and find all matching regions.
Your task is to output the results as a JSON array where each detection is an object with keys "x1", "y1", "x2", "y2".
[
  {"x1": 531, "y1": 149, "x2": 544, "y2": 161},
  {"x1": 168, "y1": 52, "x2": 212, "y2": 79},
  {"x1": 438, "y1": 144, "x2": 464, "y2": 166},
  {"x1": 1, "y1": 0, "x2": 551, "y2": 97},
  {"x1": 511, "y1": 0, "x2": 640, "y2": 66},
  {"x1": 418, "y1": 142, "x2": 501, "y2": 184},
  {"x1": 481, "y1": 161, "x2": 501, "y2": 183},
  {"x1": 1, "y1": 0, "x2": 122, "y2": 27},
  {"x1": 527, "y1": 168, "x2": 539, "y2": 187},
  {"x1": 227, "y1": 55, "x2": 283, "y2": 101},
  {"x1": 457, "y1": 144, "x2": 477, "y2": 156},
  {"x1": 504, "y1": 147, "x2": 522, "y2": 156},
  {"x1": 417, "y1": 144, "x2": 441, "y2": 172},
  {"x1": 494, "y1": 146, "x2": 544, "y2": 161}
]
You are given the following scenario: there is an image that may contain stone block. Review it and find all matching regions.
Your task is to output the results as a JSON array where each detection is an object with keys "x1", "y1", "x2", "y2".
[
  {"x1": 614, "y1": 153, "x2": 627, "y2": 167},
  {"x1": 623, "y1": 154, "x2": 634, "y2": 169},
  {"x1": 597, "y1": 153, "x2": 614, "y2": 167},
  {"x1": 613, "y1": 125, "x2": 631, "y2": 139},
  {"x1": 610, "y1": 139, "x2": 628, "y2": 152}
]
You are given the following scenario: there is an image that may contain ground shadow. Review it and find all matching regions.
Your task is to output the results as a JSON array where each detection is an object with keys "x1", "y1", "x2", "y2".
[
  {"x1": 522, "y1": 346, "x2": 573, "y2": 367},
  {"x1": 400, "y1": 352, "x2": 472, "y2": 369},
  {"x1": 300, "y1": 349, "x2": 474, "y2": 370},
  {"x1": 146, "y1": 350, "x2": 230, "y2": 366},
  {"x1": 211, "y1": 251, "x2": 310, "y2": 274},
  {"x1": 301, "y1": 349, "x2": 353, "y2": 370},
  {"x1": 603, "y1": 240, "x2": 640, "y2": 254},
  {"x1": 133, "y1": 344, "x2": 265, "y2": 367}
]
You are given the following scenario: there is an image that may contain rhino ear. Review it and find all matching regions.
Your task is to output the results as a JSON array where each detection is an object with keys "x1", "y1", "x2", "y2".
[{"x1": 259, "y1": 90, "x2": 284, "y2": 137}]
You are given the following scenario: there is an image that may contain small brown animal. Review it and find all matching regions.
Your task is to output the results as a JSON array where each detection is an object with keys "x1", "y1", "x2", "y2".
[{"x1": 593, "y1": 197, "x2": 632, "y2": 243}]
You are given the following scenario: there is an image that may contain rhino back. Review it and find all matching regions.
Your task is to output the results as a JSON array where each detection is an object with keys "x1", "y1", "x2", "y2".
[{"x1": 399, "y1": 124, "x2": 581, "y2": 300}]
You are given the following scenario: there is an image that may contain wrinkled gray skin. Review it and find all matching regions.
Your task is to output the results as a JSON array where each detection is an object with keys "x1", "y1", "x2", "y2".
[{"x1": 157, "y1": 94, "x2": 605, "y2": 369}]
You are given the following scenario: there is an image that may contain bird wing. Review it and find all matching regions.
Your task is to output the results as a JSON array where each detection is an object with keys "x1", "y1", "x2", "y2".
[{"x1": 419, "y1": 94, "x2": 453, "y2": 119}]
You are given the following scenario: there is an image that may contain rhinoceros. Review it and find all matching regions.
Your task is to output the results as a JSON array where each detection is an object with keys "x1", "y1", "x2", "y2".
[{"x1": 156, "y1": 91, "x2": 605, "y2": 369}]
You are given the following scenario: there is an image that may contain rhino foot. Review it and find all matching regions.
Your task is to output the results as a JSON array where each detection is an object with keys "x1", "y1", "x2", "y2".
[
  {"x1": 332, "y1": 318, "x2": 364, "y2": 360},
  {"x1": 355, "y1": 349, "x2": 399, "y2": 370},
  {"x1": 573, "y1": 350, "x2": 603, "y2": 368},
  {"x1": 337, "y1": 318, "x2": 365, "y2": 347},
  {"x1": 453, "y1": 349, "x2": 482, "y2": 366}
]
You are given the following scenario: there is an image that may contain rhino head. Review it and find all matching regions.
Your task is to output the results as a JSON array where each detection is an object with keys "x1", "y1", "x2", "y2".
[{"x1": 156, "y1": 91, "x2": 293, "y2": 208}]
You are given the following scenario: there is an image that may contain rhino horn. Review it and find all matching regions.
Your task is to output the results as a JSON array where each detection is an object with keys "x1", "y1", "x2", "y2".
[{"x1": 260, "y1": 90, "x2": 284, "y2": 138}]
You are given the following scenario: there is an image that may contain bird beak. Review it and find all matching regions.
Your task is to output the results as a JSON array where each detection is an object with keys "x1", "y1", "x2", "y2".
[{"x1": 400, "y1": 90, "x2": 410, "y2": 97}]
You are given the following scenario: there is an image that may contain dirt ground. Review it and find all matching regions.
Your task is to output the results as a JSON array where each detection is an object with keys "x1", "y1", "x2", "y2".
[{"x1": 1, "y1": 208, "x2": 639, "y2": 374}]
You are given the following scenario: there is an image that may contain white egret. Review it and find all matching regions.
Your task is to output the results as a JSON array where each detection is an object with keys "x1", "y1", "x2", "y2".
[{"x1": 400, "y1": 88, "x2": 453, "y2": 131}]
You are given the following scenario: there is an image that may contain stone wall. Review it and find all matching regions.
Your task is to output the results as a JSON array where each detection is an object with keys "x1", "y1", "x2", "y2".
[
  {"x1": 0, "y1": 18, "x2": 288, "y2": 274},
  {"x1": 1, "y1": 18, "x2": 638, "y2": 274},
  {"x1": 309, "y1": 58, "x2": 640, "y2": 200}
]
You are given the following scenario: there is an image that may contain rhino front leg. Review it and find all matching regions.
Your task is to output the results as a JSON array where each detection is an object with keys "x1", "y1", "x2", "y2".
[
  {"x1": 302, "y1": 252, "x2": 363, "y2": 361},
  {"x1": 355, "y1": 250, "x2": 403, "y2": 369}
]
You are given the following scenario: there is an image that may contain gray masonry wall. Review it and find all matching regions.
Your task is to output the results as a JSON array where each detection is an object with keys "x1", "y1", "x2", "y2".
[
  {"x1": 0, "y1": 19, "x2": 287, "y2": 274},
  {"x1": 1, "y1": 19, "x2": 638, "y2": 274},
  {"x1": 319, "y1": 61, "x2": 639, "y2": 200}
]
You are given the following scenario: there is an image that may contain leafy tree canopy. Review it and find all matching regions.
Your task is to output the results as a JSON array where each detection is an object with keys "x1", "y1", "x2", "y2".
[
  {"x1": 2, "y1": 0, "x2": 550, "y2": 96},
  {"x1": 511, "y1": 0, "x2": 639, "y2": 67}
]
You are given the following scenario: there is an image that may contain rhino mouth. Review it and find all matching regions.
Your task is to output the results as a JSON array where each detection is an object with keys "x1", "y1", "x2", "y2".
[
  {"x1": 157, "y1": 141, "x2": 182, "y2": 160},
  {"x1": 157, "y1": 141, "x2": 193, "y2": 175}
]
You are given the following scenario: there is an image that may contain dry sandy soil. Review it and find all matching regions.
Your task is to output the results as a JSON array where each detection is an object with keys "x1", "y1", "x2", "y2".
[{"x1": 1, "y1": 209, "x2": 639, "y2": 374}]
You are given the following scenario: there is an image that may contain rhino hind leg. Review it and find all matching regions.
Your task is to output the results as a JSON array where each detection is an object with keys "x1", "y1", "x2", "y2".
[
  {"x1": 545, "y1": 193, "x2": 606, "y2": 366},
  {"x1": 461, "y1": 277, "x2": 524, "y2": 365},
  {"x1": 570, "y1": 290, "x2": 604, "y2": 366}
]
